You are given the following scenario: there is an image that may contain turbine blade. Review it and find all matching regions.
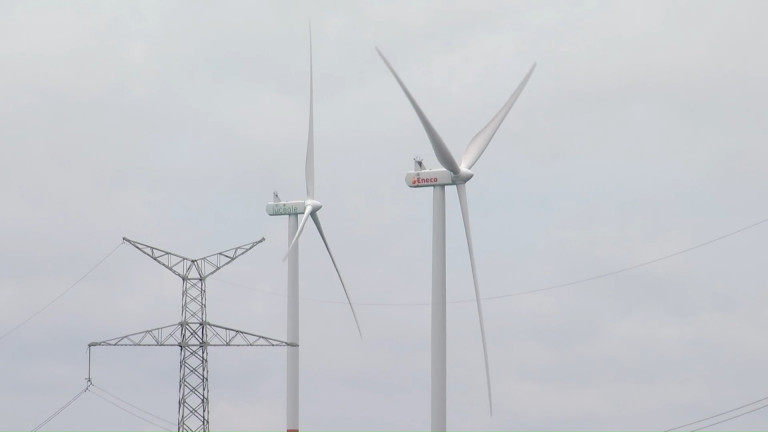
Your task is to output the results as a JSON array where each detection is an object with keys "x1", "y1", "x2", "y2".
[
  {"x1": 456, "y1": 183, "x2": 493, "y2": 415},
  {"x1": 376, "y1": 48, "x2": 460, "y2": 175},
  {"x1": 283, "y1": 205, "x2": 313, "y2": 262},
  {"x1": 306, "y1": 26, "x2": 315, "y2": 199},
  {"x1": 310, "y1": 212, "x2": 362, "y2": 338},
  {"x1": 461, "y1": 63, "x2": 536, "y2": 170}
]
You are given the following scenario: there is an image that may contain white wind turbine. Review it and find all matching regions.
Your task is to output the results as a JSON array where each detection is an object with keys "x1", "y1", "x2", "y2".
[
  {"x1": 266, "y1": 36, "x2": 361, "y2": 432},
  {"x1": 377, "y1": 48, "x2": 535, "y2": 431}
]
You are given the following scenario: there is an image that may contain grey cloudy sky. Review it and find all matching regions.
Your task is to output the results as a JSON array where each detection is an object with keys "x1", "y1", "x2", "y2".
[{"x1": 2, "y1": 1, "x2": 768, "y2": 430}]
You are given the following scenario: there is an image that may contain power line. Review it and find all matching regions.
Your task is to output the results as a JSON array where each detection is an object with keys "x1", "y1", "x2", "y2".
[
  {"x1": 690, "y1": 402, "x2": 768, "y2": 431},
  {"x1": 665, "y1": 393, "x2": 768, "y2": 431},
  {"x1": 31, "y1": 382, "x2": 90, "y2": 431},
  {"x1": 1, "y1": 242, "x2": 123, "y2": 343},
  {"x1": 217, "y1": 215, "x2": 768, "y2": 306},
  {"x1": 90, "y1": 384, "x2": 175, "y2": 428},
  {"x1": 485, "y1": 215, "x2": 768, "y2": 301},
  {"x1": 88, "y1": 386, "x2": 173, "y2": 431}
]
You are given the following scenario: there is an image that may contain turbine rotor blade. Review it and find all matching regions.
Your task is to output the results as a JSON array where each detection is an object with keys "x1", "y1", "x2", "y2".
[
  {"x1": 310, "y1": 212, "x2": 362, "y2": 338},
  {"x1": 283, "y1": 205, "x2": 313, "y2": 262},
  {"x1": 376, "y1": 48, "x2": 460, "y2": 175},
  {"x1": 461, "y1": 63, "x2": 536, "y2": 170},
  {"x1": 306, "y1": 27, "x2": 315, "y2": 199},
  {"x1": 456, "y1": 183, "x2": 493, "y2": 415}
]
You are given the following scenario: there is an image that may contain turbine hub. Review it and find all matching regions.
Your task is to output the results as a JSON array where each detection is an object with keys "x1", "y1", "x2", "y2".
[
  {"x1": 305, "y1": 199, "x2": 323, "y2": 212},
  {"x1": 452, "y1": 167, "x2": 474, "y2": 184}
]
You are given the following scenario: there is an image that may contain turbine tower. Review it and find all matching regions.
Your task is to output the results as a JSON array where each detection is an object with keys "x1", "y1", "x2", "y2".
[
  {"x1": 265, "y1": 35, "x2": 361, "y2": 432},
  {"x1": 89, "y1": 237, "x2": 294, "y2": 432},
  {"x1": 377, "y1": 48, "x2": 535, "y2": 431}
]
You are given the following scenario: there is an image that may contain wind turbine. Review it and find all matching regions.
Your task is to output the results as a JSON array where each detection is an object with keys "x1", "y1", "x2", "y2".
[
  {"x1": 377, "y1": 48, "x2": 535, "y2": 431},
  {"x1": 266, "y1": 34, "x2": 361, "y2": 432}
]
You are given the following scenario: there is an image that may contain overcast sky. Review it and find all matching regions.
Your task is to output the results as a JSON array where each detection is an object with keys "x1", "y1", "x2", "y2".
[{"x1": 2, "y1": 1, "x2": 768, "y2": 430}]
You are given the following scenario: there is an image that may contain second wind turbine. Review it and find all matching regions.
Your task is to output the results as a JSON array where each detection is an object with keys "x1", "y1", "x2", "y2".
[
  {"x1": 378, "y1": 48, "x2": 535, "y2": 431},
  {"x1": 266, "y1": 36, "x2": 362, "y2": 432}
]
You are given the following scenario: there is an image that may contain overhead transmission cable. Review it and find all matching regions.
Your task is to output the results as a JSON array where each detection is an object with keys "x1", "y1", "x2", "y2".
[
  {"x1": 29, "y1": 378, "x2": 172, "y2": 430},
  {"x1": 665, "y1": 393, "x2": 768, "y2": 431},
  {"x1": 88, "y1": 386, "x2": 174, "y2": 431},
  {"x1": 90, "y1": 383, "x2": 175, "y2": 429},
  {"x1": 217, "y1": 215, "x2": 768, "y2": 306},
  {"x1": 486, "y1": 214, "x2": 768, "y2": 301},
  {"x1": 31, "y1": 382, "x2": 91, "y2": 431},
  {"x1": 688, "y1": 402, "x2": 768, "y2": 431},
  {"x1": 0, "y1": 242, "x2": 123, "y2": 343}
]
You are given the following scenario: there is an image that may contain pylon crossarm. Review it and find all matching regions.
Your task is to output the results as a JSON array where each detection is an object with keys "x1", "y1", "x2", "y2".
[
  {"x1": 89, "y1": 324, "x2": 183, "y2": 347},
  {"x1": 206, "y1": 322, "x2": 295, "y2": 347},
  {"x1": 123, "y1": 236, "x2": 267, "y2": 280},
  {"x1": 123, "y1": 237, "x2": 193, "y2": 279},
  {"x1": 196, "y1": 238, "x2": 266, "y2": 279},
  {"x1": 88, "y1": 322, "x2": 294, "y2": 348}
]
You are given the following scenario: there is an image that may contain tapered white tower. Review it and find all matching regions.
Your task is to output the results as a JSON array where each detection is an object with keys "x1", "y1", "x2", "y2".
[
  {"x1": 378, "y1": 48, "x2": 535, "y2": 431},
  {"x1": 266, "y1": 34, "x2": 361, "y2": 432}
]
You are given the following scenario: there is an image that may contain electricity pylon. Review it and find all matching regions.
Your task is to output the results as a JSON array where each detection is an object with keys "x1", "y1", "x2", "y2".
[{"x1": 89, "y1": 237, "x2": 294, "y2": 432}]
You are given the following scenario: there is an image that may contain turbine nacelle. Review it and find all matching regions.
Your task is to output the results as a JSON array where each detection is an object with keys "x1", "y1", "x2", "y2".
[
  {"x1": 405, "y1": 167, "x2": 474, "y2": 188},
  {"x1": 266, "y1": 200, "x2": 306, "y2": 216},
  {"x1": 265, "y1": 199, "x2": 323, "y2": 216}
]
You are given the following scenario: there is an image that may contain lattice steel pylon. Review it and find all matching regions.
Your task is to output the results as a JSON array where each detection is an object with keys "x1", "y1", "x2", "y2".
[{"x1": 89, "y1": 237, "x2": 294, "y2": 432}]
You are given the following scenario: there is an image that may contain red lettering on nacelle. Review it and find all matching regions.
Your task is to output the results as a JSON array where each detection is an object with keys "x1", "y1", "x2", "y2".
[{"x1": 412, "y1": 177, "x2": 438, "y2": 185}]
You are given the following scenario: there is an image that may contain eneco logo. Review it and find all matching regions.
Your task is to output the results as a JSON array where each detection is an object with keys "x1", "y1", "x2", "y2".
[{"x1": 412, "y1": 175, "x2": 438, "y2": 185}]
